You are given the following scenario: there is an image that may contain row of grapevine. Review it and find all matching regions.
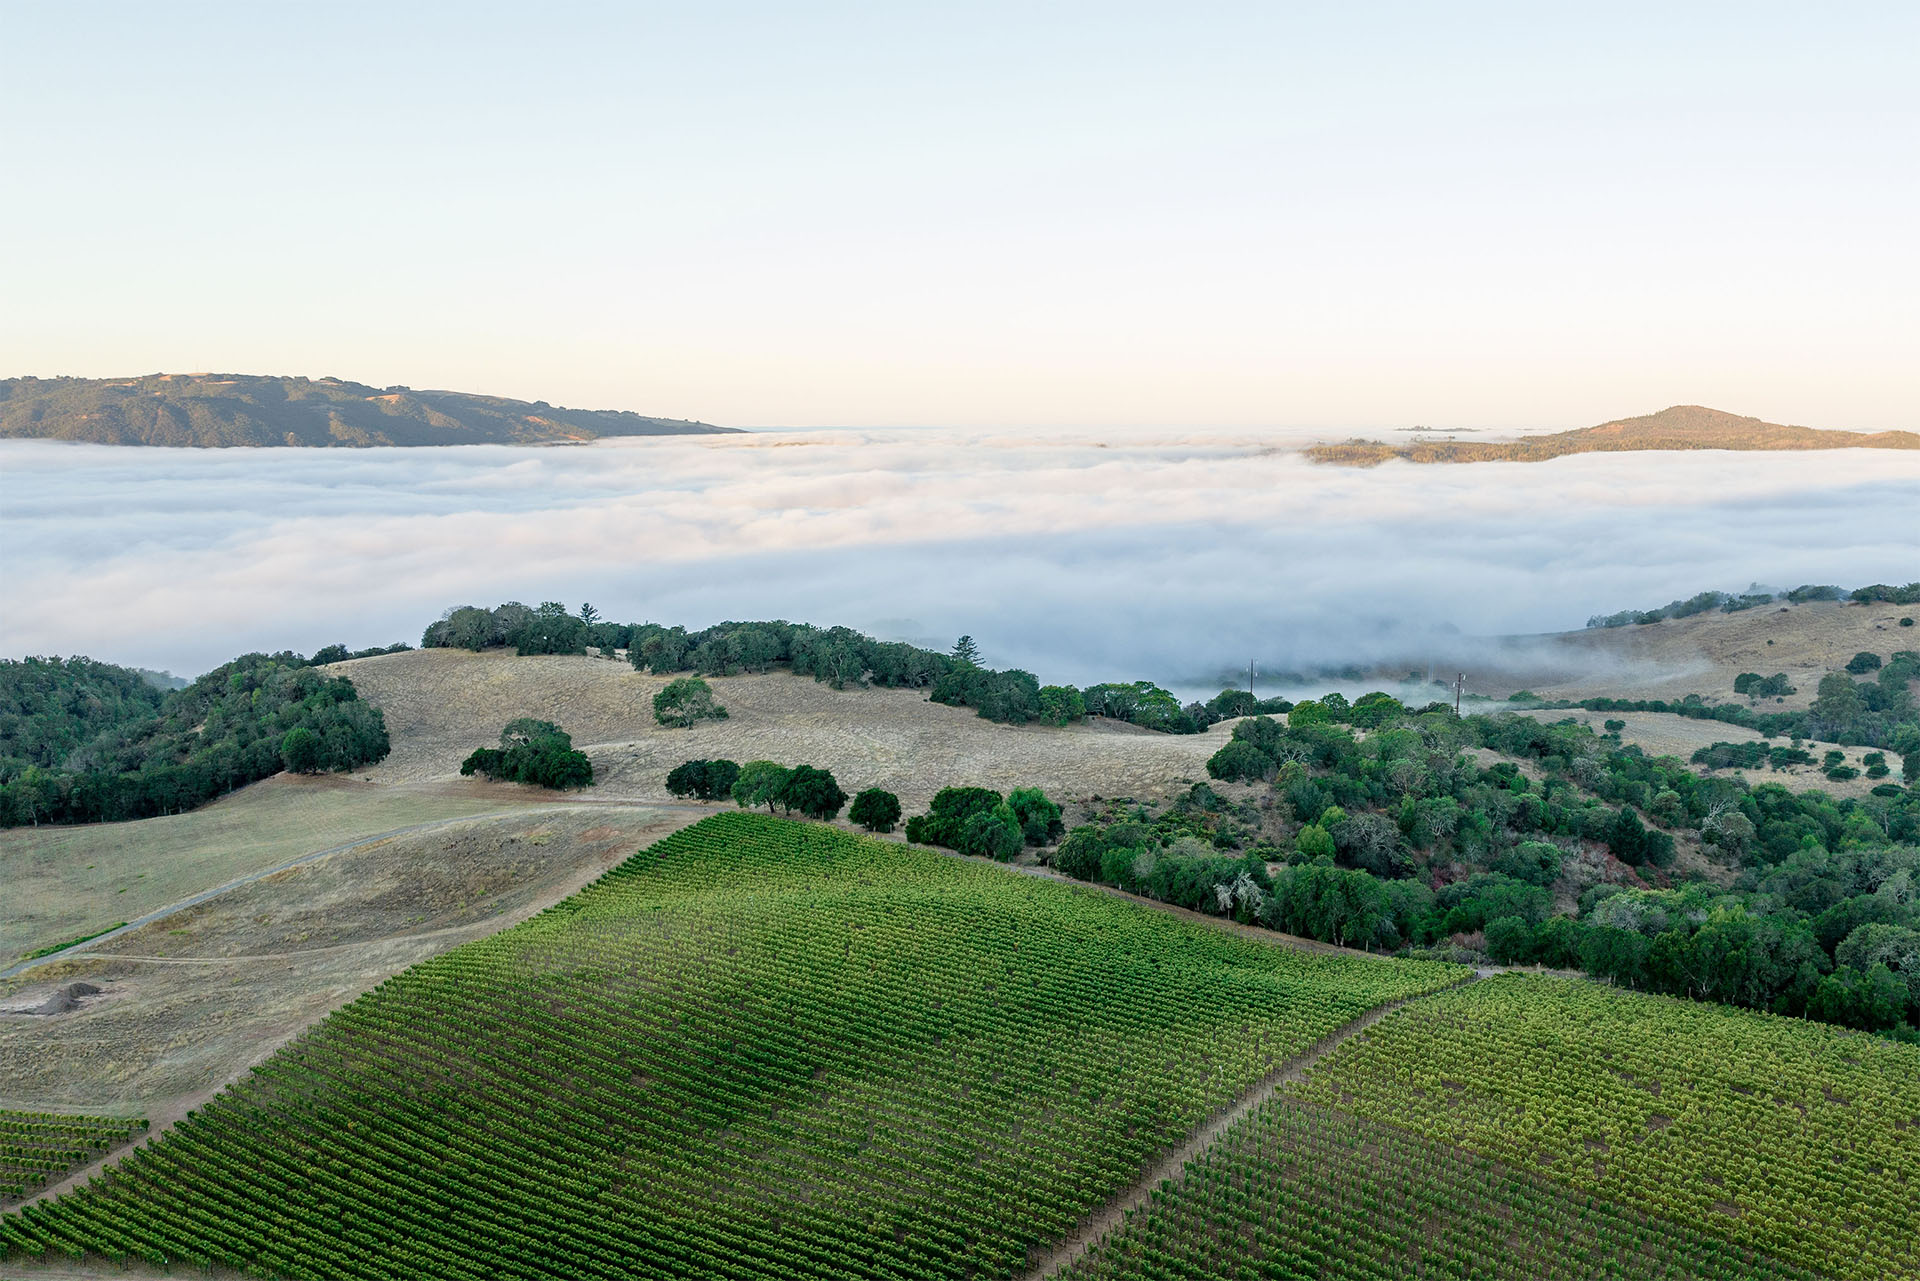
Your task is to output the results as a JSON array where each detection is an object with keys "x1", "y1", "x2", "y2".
[
  {"x1": 1063, "y1": 1098, "x2": 1819, "y2": 1280},
  {"x1": 1, "y1": 811, "x2": 1465, "y2": 1278},
  {"x1": 0, "y1": 1111, "x2": 145, "y2": 1202},
  {"x1": 1287, "y1": 974, "x2": 1920, "y2": 1281}
]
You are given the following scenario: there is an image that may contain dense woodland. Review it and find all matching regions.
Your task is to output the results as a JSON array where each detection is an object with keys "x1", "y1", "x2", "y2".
[
  {"x1": 0, "y1": 656, "x2": 168, "y2": 779},
  {"x1": 0, "y1": 648, "x2": 399, "y2": 827},
  {"x1": 1048, "y1": 695, "x2": 1920, "y2": 1039}
]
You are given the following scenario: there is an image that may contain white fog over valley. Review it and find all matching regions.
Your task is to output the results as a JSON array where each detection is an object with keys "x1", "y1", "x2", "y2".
[{"x1": 5, "y1": 431, "x2": 1915, "y2": 686}]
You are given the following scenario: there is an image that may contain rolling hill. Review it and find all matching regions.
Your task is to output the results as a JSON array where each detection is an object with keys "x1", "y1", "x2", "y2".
[
  {"x1": 0, "y1": 373, "x2": 735, "y2": 447},
  {"x1": 1306, "y1": 405, "x2": 1919, "y2": 466}
]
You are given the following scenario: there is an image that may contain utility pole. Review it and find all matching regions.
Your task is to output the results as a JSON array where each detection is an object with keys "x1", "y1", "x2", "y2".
[
  {"x1": 1454, "y1": 672, "x2": 1466, "y2": 716},
  {"x1": 1249, "y1": 659, "x2": 1256, "y2": 695}
]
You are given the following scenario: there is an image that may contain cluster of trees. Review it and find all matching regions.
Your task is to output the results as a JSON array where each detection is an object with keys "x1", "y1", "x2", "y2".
[
  {"x1": 423, "y1": 601, "x2": 626, "y2": 656},
  {"x1": 726, "y1": 760, "x2": 850, "y2": 821},
  {"x1": 1, "y1": 656, "x2": 168, "y2": 782},
  {"x1": 459, "y1": 720, "x2": 593, "y2": 790},
  {"x1": 1535, "y1": 652, "x2": 1919, "y2": 752},
  {"x1": 665, "y1": 756, "x2": 905, "y2": 831},
  {"x1": 904, "y1": 786, "x2": 1064, "y2": 860},
  {"x1": 0, "y1": 653, "x2": 391, "y2": 827},
  {"x1": 1733, "y1": 671, "x2": 1795, "y2": 699},
  {"x1": 1586, "y1": 582, "x2": 1920, "y2": 629}
]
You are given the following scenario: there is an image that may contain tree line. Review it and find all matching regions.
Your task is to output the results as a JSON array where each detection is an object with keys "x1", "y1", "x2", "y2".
[
  {"x1": 1587, "y1": 581, "x2": 1920, "y2": 628},
  {"x1": 420, "y1": 601, "x2": 1292, "y2": 734}
]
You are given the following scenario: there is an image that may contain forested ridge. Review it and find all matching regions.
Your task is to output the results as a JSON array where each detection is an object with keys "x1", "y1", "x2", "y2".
[
  {"x1": 0, "y1": 649, "x2": 399, "y2": 826},
  {"x1": 0, "y1": 656, "x2": 167, "y2": 779},
  {"x1": 0, "y1": 373, "x2": 733, "y2": 447}
]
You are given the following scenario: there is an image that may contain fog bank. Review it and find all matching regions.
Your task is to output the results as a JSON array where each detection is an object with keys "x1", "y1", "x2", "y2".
[{"x1": 3, "y1": 431, "x2": 1915, "y2": 688}]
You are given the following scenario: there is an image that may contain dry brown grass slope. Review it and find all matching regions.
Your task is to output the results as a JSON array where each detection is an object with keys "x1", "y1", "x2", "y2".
[
  {"x1": 1467, "y1": 599, "x2": 1917, "y2": 706},
  {"x1": 333, "y1": 648, "x2": 1229, "y2": 811}
]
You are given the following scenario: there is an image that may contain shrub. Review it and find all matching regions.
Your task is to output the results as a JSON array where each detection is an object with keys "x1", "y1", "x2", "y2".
[
  {"x1": 654, "y1": 677, "x2": 729, "y2": 728},
  {"x1": 461, "y1": 720, "x2": 593, "y2": 790},
  {"x1": 1846, "y1": 652, "x2": 1884, "y2": 675},
  {"x1": 1207, "y1": 740, "x2": 1275, "y2": 783}
]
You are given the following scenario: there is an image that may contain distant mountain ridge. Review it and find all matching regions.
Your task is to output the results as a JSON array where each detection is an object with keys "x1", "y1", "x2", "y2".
[
  {"x1": 0, "y1": 373, "x2": 737, "y2": 447},
  {"x1": 1305, "y1": 405, "x2": 1918, "y2": 466}
]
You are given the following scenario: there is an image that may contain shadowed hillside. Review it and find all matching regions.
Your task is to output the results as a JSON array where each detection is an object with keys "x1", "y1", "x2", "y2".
[
  {"x1": 1306, "y1": 405, "x2": 1918, "y2": 466},
  {"x1": 0, "y1": 373, "x2": 735, "y2": 447}
]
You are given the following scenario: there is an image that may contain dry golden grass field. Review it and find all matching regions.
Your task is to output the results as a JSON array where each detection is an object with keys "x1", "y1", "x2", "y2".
[
  {"x1": 0, "y1": 778, "x2": 549, "y2": 961},
  {"x1": 0, "y1": 807, "x2": 682, "y2": 1115},
  {"x1": 1467, "y1": 598, "x2": 1915, "y2": 706},
  {"x1": 334, "y1": 647, "x2": 1229, "y2": 811}
]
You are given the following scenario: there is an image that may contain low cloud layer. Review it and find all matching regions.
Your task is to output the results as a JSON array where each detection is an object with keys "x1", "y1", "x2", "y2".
[{"x1": 4, "y1": 432, "x2": 1916, "y2": 691}]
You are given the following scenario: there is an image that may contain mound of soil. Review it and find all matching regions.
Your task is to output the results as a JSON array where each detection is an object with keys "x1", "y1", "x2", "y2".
[{"x1": 28, "y1": 982, "x2": 103, "y2": 1016}]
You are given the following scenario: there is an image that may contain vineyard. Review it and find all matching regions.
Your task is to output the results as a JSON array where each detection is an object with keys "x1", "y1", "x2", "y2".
[
  {"x1": 1288, "y1": 975, "x2": 1920, "y2": 1281},
  {"x1": 1, "y1": 1111, "x2": 145, "y2": 1203},
  {"x1": 1061, "y1": 1098, "x2": 1819, "y2": 1281},
  {"x1": 0, "y1": 811, "x2": 1463, "y2": 1278}
]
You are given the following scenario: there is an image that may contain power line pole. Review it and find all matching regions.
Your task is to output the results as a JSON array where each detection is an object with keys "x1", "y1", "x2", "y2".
[
  {"x1": 1454, "y1": 672, "x2": 1465, "y2": 716},
  {"x1": 1249, "y1": 659, "x2": 1256, "y2": 695}
]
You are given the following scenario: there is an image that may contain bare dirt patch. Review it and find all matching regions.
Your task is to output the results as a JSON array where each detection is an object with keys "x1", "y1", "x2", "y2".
[{"x1": 335, "y1": 648, "x2": 1228, "y2": 811}]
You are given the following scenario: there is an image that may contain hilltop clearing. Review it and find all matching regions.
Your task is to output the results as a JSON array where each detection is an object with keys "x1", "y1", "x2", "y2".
[
  {"x1": 1307, "y1": 405, "x2": 1919, "y2": 466},
  {"x1": 0, "y1": 373, "x2": 733, "y2": 446},
  {"x1": 334, "y1": 647, "x2": 1227, "y2": 811}
]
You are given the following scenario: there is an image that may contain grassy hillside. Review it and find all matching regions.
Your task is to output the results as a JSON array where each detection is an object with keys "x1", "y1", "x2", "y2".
[
  {"x1": 1307, "y1": 405, "x2": 1919, "y2": 466},
  {"x1": 0, "y1": 373, "x2": 734, "y2": 447},
  {"x1": 0, "y1": 813, "x2": 1463, "y2": 1278}
]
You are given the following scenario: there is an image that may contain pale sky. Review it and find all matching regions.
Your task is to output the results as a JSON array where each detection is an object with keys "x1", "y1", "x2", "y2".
[{"x1": 2, "y1": 2, "x2": 1914, "y2": 430}]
